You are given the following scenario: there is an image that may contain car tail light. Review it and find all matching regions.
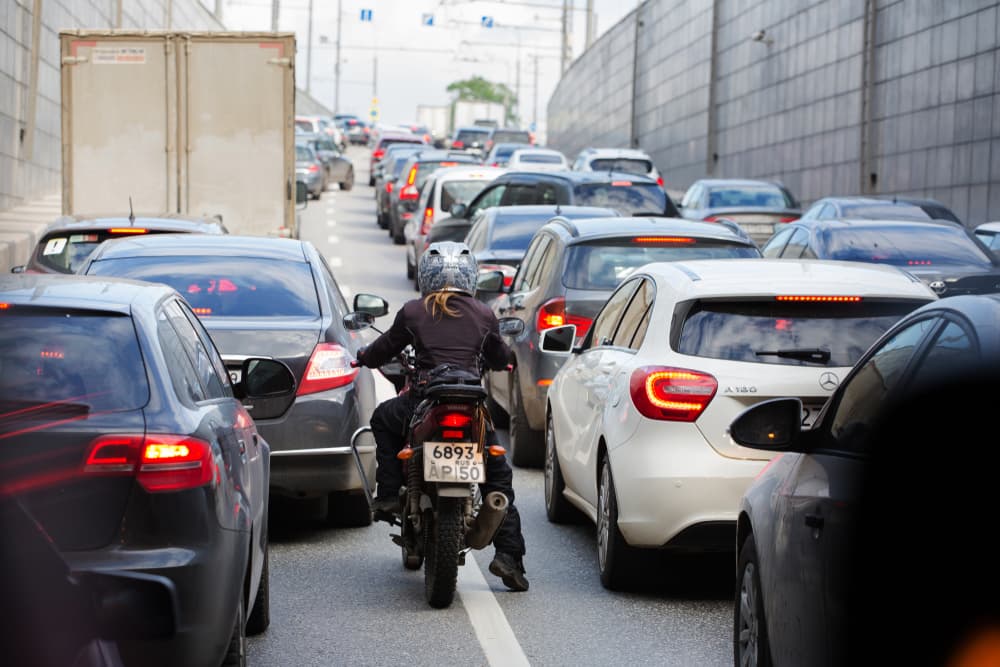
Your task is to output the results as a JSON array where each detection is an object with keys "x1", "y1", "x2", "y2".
[
  {"x1": 386, "y1": 182, "x2": 394, "y2": 194},
  {"x1": 406, "y1": 166, "x2": 418, "y2": 186},
  {"x1": 109, "y1": 228, "x2": 148, "y2": 234},
  {"x1": 633, "y1": 236, "x2": 695, "y2": 244},
  {"x1": 656, "y1": 176, "x2": 664, "y2": 187},
  {"x1": 629, "y1": 366, "x2": 717, "y2": 422},
  {"x1": 479, "y1": 263, "x2": 516, "y2": 288},
  {"x1": 298, "y1": 343, "x2": 358, "y2": 395},
  {"x1": 703, "y1": 215, "x2": 724, "y2": 222},
  {"x1": 775, "y1": 295, "x2": 862, "y2": 303},
  {"x1": 452, "y1": 140, "x2": 464, "y2": 149},
  {"x1": 84, "y1": 434, "x2": 217, "y2": 492},
  {"x1": 0, "y1": 303, "x2": 11, "y2": 310},
  {"x1": 308, "y1": 164, "x2": 319, "y2": 173},
  {"x1": 420, "y1": 208, "x2": 435, "y2": 235},
  {"x1": 373, "y1": 148, "x2": 385, "y2": 160},
  {"x1": 611, "y1": 181, "x2": 632, "y2": 187},
  {"x1": 535, "y1": 297, "x2": 593, "y2": 337},
  {"x1": 779, "y1": 216, "x2": 799, "y2": 222},
  {"x1": 400, "y1": 184, "x2": 419, "y2": 200}
]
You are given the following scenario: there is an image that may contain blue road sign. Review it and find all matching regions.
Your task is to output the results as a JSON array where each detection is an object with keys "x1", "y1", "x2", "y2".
[
  {"x1": 422, "y1": 13, "x2": 434, "y2": 26},
  {"x1": 360, "y1": 8, "x2": 373, "y2": 22},
  {"x1": 481, "y1": 16, "x2": 494, "y2": 28}
]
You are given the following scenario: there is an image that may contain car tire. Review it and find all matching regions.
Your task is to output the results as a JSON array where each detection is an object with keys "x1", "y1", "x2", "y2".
[
  {"x1": 735, "y1": 535, "x2": 773, "y2": 667},
  {"x1": 596, "y1": 454, "x2": 644, "y2": 590},
  {"x1": 544, "y1": 412, "x2": 577, "y2": 523},
  {"x1": 220, "y1": 586, "x2": 246, "y2": 666},
  {"x1": 406, "y1": 250, "x2": 415, "y2": 279},
  {"x1": 340, "y1": 168, "x2": 354, "y2": 191},
  {"x1": 326, "y1": 491, "x2": 373, "y2": 528},
  {"x1": 245, "y1": 545, "x2": 270, "y2": 636},
  {"x1": 509, "y1": 378, "x2": 543, "y2": 468},
  {"x1": 391, "y1": 218, "x2": 406, "y2": 245}
]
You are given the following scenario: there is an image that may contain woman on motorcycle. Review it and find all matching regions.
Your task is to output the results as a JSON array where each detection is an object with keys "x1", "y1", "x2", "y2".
[{"x1": 354, "y1": 241, "x2": 529, "y2": 592}]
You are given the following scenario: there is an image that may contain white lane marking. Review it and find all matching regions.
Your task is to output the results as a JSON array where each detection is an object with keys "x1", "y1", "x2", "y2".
[
  {"x1": 328, "y1": 235, "x2": 340, "y2": 244},
  {"x1": 328, "y1": 256, "x2": 343, "y2": 267},
  {"x1": 458, "y1": 557, "x2": 531, "y2": 667},
  {"x1": 327, "y1": 218, "x2": 337, "y2": 226}
]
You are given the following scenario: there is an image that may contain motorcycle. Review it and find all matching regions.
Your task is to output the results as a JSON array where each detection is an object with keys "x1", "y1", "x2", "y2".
[{"x1": 343, "y1": 293, "x2": 524, "y2": 608}]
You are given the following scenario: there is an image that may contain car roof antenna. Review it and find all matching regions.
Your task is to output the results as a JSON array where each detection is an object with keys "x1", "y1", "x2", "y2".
[
  {"x1": 555, "y1": 203, "x2": 562, "y2": 216},
  {"x1": 128, "y1": 196, "x2": 135, "y2": 225}
]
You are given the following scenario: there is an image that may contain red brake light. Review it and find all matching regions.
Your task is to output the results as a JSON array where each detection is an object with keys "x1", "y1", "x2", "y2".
[
  {"x1": 535, "y1": 297, "x2": 593, "y2": 337},
  {"x1": 297, "y1": 343, "x2": 358, "y2": 395},
  {"x1": 656, "y1": 176, "x2": 664, "y2": 187},
  {"x1": 439, "y1": 162, "x2": 458, "y2": 167},
  {"x1": 84, "y1": 434, "x2": 217, "y2": 492},
  {"x1": 779, "y1": 216, "x2": 799, "y2": 222},
  {"x1": 611, "y1": 181, "x2": 632, "y2": 187},
  {"x1": 308, "y1": 164, "x2": 319, "y2": 173},
  {"x1": 629, "y1": 366, "x2": 717, "y2": 422},
  {"x1": 775, "y1": 295, "x2": 862, "y2": 303},
  {"x1": 907, "y1": 260, "x2": 932, "y2": 266},
  {"x1": 386, "y1": 182, "x2": 394, "y2": 193},
  {"x1": 420, "y1": 208, "x2": 435, "y2": 235},
  {"x1": 400, "y1": 185, "x2": 419, "y2": 200},
  {"x1": 109, "y1": 228, "x2": 148, "y2": 234},
  {"x1": 85, "y1": 435, "x2": 141, "y2": 472},
  {"x1": 0, "y1": 303, "x2": 11, "y2": 310},
  {"x1": 439, "y1": 413, "x2": 472, "y2": 428},
  {"x1": 633, "y1": 236, "x2": 694, "y2": 244},
  {"x1": 452, "y1": 140, "x2": 464, "y2": 149},
  {"x1": 373, "y1": 149, "x2": 385, "y2": 160},
  {"x1": 703, "y1": 215, "x2": 723, "y2": 222}
]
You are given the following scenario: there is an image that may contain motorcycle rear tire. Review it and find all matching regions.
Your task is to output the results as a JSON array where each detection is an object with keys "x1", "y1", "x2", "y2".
[{"x1": 423, "y1": 497, "x2": 464, "y2": 609}]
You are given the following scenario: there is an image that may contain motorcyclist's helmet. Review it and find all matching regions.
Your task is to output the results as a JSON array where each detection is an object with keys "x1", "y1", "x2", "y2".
[{"x1": 419, "y1": 241, "x2": 478, "y2": 297}]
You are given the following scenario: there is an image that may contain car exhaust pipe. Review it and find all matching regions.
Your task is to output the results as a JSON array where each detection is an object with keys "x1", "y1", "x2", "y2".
[{"x1": 465, "y1": 491, "x2": 509, "y2": 550}]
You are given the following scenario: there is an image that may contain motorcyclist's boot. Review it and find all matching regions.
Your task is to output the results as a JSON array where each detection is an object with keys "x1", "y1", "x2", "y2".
[{"x1": 489, "y1": 552, "x2": 529, "y2": 592}]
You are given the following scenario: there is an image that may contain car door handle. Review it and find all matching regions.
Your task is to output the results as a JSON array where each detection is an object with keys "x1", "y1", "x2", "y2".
[{"x1": 805, "y1": 513, "x2": 824, "y2": 529}]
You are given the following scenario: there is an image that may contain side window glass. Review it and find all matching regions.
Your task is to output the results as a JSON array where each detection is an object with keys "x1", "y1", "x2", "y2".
[
  {"x1": 537, "y1": 183, "x2": 559, "y2": 205},
  {"x1": 503, "y1": 184, "x2": 538, "y2": 206},
  {"x1": 782, "y1": 228, "x2": 811, "y2": 259},
  {"x1": 178, "y1": 301, "x2": 233, "y2": 396},
  {"x1": 513, "y1": 236, "x2": 549, "y2": 291},
  {"x1": 531, "y1": 241, "x2": 558, "y2": 291},
  {"x1": 316, "y1": 256, "x2": 349, "y2": 317},
  {"x1": 589, "y1": 280, "x2": 640, "y2": 349},
  {"x1": 165, "y1": 301, "x2": 227, "y2": 399},
  {"x1": 612, "y1": 280, "x2": 653, "y2": 349},
  {"x1": 157, "y1": 309, "x2": 206, "y2": 405},
  {"x1": 467, "y1": 220, "x2": 486, "y2": 252},
  {"x1": 916, "y1": 320, "x2": 977, "y2": 381},
  {"x1": 470, "y1": 185, "x2": 505, "y2": 216},
  {"x1": 828, "y1": 317, "x2": 937, "y2": 452},
  {"x1": 761, "y1": 226, "x2": 796, "y2": 258},
  {"x1": 818, "y1": 204, "x2": 836, "y2": 219}
]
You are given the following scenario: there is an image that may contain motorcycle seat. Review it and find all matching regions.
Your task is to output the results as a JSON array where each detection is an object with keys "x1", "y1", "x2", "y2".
[{"x1": 423, "y1": 383, "x2": 488, "y2": 401}]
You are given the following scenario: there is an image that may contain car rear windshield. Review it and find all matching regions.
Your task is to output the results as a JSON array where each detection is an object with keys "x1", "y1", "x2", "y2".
[
  {"x1": 381, "y1": 137, "x2": 423, "y2": 149},
  {"x1": 35, "y1": 230, "x2": 183, "y2": 274},
  {"x1": 414, "y1": 160, "x2": 475, "y2": 189},
  {"x1": 839, "y1": 204, "x2": 932, "y2": 221},
  {"x1": 456, "y1": 129, "x2": 490, "y2": 144},
  {"x1": 676, "y1": 299, "x2": 928, "y2": 367},
  {"x1": 707, "y1": 185, "x2": 794, "y2": 209},
  {"x1": 0, "y1": 308, "x2": 149, "y2": 412},
  {"x1": 442, "y1": 180, "x2": 490, "y2": 212},
  {"x1": 821, "y1": 225, "x2": 995, "y2": 268},
  {"x1": 492, "y1": 131, "x2": 532, "y2": 144},
  {"x1": 563, "y1": 240, "x2": 760, "y2": 289},
  {"x1": 488, "y1": 218, "x2": 555, "y2": 251},
  {"x1": 573, "y1": 182, "x2": 669, "y2": 216},
  {"x1": 518, "y1": 153, "x2": 564, "y2": 164},
  {"x1": 87, "y1": 257, "x2": 321, "y2": 318},
  {"x1": 589, "y1": 158, "x2": 652, "y2": 175}
]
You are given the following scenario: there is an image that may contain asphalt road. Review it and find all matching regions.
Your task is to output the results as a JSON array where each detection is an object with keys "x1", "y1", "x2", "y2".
[{"x1": 247, "y1": 146, "x2": 734, "y2": 667}]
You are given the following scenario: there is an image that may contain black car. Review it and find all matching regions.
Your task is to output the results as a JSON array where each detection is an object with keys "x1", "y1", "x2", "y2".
[
  {"x1": 678, "y1": 178, "x2": 802, "y2": 245},
  {"x1": 730, "y1": 293, "x2": 1000, "y2": 667},
  {"x1": 448, "y1": 126, "x2": 492, "y2": 157},
  {"x1": 12, "y1": 213, "x2": 228, "y2": 274},
  {"x1": 298, "y1": 132, "x2": 355, "y2": 191},
  {"x1": 387, "y1": 150, "x2": 480, "y2": 244},
  {"x1": 79, "y1": 234, "x2": 379, "y2": 526},
  {"x1": 450, "y1": 170, "x2": 681, "y2": 222},
  {"x1": 461, "y1": 205, "x2": 619, "y2": 295},
  {"x1": 799, "y1": 195, "x2": 963, "y2": 224},
  {"x1": 478, "y1": 216, "x2": 762, "y2": 466},
  {"x1": 760, "y1": 218, "x2": 1000, "y2": 297},
  {"x1": 374, "y1": 145, "x2": 426, "y2": 228},
  {"x1": 0, "y1": 273, "x2": 295, "y2": 666}
]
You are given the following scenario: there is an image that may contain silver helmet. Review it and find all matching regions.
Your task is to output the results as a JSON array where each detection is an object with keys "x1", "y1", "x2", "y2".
[{"x1": 418, "y1": 241, "x2": 478, "y2": 297}]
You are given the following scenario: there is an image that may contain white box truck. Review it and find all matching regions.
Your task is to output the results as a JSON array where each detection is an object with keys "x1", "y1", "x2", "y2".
[{"x1": 60, "y1": 31, "x2": 299, "y2": 238}]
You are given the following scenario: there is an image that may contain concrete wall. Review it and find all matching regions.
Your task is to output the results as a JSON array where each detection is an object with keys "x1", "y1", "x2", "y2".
[{"x1": 547, "y1": 0, "x2": 1000, "y2": 226}]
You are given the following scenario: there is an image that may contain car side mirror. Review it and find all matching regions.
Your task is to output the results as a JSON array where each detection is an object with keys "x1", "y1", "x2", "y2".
[
  {"x1": 539, "y1": 325, "x2": 577, "y2": 354},
  {"x1": 476, "y1": 270, "x2": 505, "y2": 293},
  {"x1": 450, "y1": 203, "x2": 468, "y2": 218},
  {"x1": 10, "y1": 265, "x2": 25, "y2": 273},
  {"x1": 729, "y1": 398, "x2": 803, "y2": 450},
  {"x1": 343, "y1": 311, "x2": 375, "y2": 330},
  {"x1": 353, "y1": 293, "x2": 389, "y2": 317},
  {"x1": 295, "y1": 180, "x2": 308, "y2": 209},
  {"x1": 498, "y1": 317, "x2": 524, "y2": 337}
]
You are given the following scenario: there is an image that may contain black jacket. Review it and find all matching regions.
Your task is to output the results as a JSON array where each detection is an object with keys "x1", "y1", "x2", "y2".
[{"x1": 357, "y1": 293, "x2": 512, "y2": 375}]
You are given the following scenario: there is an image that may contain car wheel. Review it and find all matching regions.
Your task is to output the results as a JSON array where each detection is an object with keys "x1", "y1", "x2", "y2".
[
  {"x1": 544, "y1": 411, "x2": 577, "y2": 523},
  {"x1": 596, "y1": 453, "x2": 643, "y2": 590},
  {"x1": 220, "y1": 585, "x2": 246, "y2": 666},
  {"x1": 340, "y1": 168, "x2": 354, "y2": 191},
  {"x1": 509, "y1": 378, "x2": 543, "y2": 468},
  {"x1": 391, "y1": 218, "x2": 406, "y2": 245},
  {"x1": 326, "y1": 491, "x2": 373, "y2": 527},
  {"x1": 735, "y1": 535, "x2": 773, "y2": 667},
  {"x1": 245, "y1": 545, "x2": 270, "y2": 636}
]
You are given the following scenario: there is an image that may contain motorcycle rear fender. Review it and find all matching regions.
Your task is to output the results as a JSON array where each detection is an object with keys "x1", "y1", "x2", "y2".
[{"x1": 436, "y1": 484, "x2": 473, "y2": 497}]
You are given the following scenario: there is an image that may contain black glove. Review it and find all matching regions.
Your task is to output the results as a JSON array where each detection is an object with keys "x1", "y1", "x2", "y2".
[{"x1": 354, "y1": 345, "x2": 368, "y2": 368}]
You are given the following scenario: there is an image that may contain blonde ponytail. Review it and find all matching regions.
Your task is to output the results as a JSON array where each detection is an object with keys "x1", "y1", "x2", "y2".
[{"x1": 423, "y1": 291, "x2": 461, "y2": 318}]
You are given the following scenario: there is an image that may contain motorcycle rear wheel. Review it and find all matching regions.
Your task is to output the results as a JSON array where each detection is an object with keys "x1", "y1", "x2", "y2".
[{"x1": 423, "y1": 496, "x2": 464, "y2": 608}]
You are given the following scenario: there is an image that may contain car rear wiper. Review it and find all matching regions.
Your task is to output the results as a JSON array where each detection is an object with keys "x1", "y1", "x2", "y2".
[{"x1": 754, "y1": 348, "x2": 831, "y2": 364}]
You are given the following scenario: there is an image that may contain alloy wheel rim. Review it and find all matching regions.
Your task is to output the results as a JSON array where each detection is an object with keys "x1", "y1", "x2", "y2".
[
  {"x1": 737, "y1": 562, "x2": 759, "y2": 667},
  {"x1": 544, "y1": 419, "x2": 554, "y2": 507},
  {"x1": 597, "y1": 463, "x2": 610, "y2": 570}
]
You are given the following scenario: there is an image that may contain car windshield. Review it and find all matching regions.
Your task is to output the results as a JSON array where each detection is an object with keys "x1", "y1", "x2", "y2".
[
  {"x1": 821, "y1": 225, "x2": 995, "y2": 268},
  {"x1": 573, "y1": 182, "x2": 668, "y2": 216},
  {"x1": 706, "y1": 185, "x2": 793, "y2": 209},
  {"x1": 676, "y1": 299, "x2": 928, "y2": 367},
  {"x1": 589, "y1": 158, "x2": 652, "y2": 175},
  {"x1": 563, "y1": 240, "x2": 760, "y2": 289},
  {"x1": 442, "y1": 180, "x2": 490, "y2": 212},
  {"x1": 87, "y1": 257, "x2": 322, "y2": 318},
  {"x1": 0, "y1": 308, "x2": 149, "y2": 412},
  {"x1": 492, "y1": 131, "x2": 531, "y2": 144}
]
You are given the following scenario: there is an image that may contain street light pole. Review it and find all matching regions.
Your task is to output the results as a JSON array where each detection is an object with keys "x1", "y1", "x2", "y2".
[
  {"x1": 270, "y1": 0, "x2": 279, "y2": 31},
  {"x1": 334, "y1": 0, "x2": 342, "y2": 114},
  {"x1": 305, "y1": 0, "x2": 313, "y2": 94}
]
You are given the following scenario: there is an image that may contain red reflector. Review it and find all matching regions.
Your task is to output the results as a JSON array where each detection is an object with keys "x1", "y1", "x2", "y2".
[
  {"x1": 611, "y1": 181, "x2": 632, "y2": 186},
  {"x1": 191, "y1": 307, "x2": 212, "y2": 315},
  {"x1": 40, "y1": 350, "x2": 64, "y2": 359},
  {"x1": 775, "y1": 295, "x2": 862, "y2": 303},
  {"x1": 308, "y1": 164, "x2": 319, "y2": 172},
  {"x1": 439, "y1": 413, "x2": 472, "y2": 428},
  {"x1": 633, "y1": 236, "x2": 694, "y2": 244},
  {"x1": 779, "y1": 216, "x2": 799, "y2": 222},
  {"x1": 109, "y1": 228, "x2": 148, "y2": 234},
  {"x1": 442, "y1": 429, "x2": 465, "y2": 439},
  {"x1": 297, "y1": 343, "x2": 358, "y2": 395},
  {"x1": 629, "y1": 366, "x2": 717, "y2": 422}
]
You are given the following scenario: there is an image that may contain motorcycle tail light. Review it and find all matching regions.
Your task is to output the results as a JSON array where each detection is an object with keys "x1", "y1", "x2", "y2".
[{"x1": 629, "y1": 366, "x2": 717, "y2": 422}]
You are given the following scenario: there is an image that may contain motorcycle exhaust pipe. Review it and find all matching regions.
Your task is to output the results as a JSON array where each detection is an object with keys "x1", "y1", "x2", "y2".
[{"x1": 465, "y1": 491, "x2": 509, "y2": 550}]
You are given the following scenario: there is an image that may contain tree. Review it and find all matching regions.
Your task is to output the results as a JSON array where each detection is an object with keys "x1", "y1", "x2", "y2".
[{"x1": 446, "y1": 76, "x2": 518, "y2": 125}]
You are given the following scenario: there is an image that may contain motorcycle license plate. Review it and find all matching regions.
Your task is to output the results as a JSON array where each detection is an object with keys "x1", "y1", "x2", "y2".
[{"x1": 424, "y1": 442, "x2": 485, "y2": 483}]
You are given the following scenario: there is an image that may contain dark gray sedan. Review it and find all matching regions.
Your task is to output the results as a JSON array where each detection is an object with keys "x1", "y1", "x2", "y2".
[{"x1": 299, "y1": 132, "x2": 355, "y2": 191}]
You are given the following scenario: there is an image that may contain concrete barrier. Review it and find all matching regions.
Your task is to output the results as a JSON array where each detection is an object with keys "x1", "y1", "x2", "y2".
[{"x1": 0, "y1": 193, "x2": 61, "y2": 273}]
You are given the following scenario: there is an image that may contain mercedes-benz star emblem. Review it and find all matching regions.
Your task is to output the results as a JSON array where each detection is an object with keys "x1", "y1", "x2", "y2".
[{"x1": 819, "y1": 372, "x2": 839, "y2": 391}]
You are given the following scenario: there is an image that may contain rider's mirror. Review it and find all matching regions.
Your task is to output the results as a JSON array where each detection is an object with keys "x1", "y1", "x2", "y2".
[
  {"x1": 343, "y1": 311, "x2": 374, "y2": 330},
  {"x1": 539, "y1": 324, "x2": 577, "y2": 354},
  {"x1": 476, "y1": 270, "x2": 505, "y2": 293},
  {"x1": 498, "y1": 317, "x2": 524, "y2": 337},
  {"x1": 450, "y1": 202, "x2": 468, "y2": 219},
  {"x1": 353, "y1": 293, "x2": 389, "y2": 317},
  {"x1": 729, "y1": 398, "x2": 802, "y2": 449}
]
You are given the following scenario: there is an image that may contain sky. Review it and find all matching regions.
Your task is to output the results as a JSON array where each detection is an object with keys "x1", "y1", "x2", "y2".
[{"x1": 222, "y1": 0, "x2": 637, "y2": 141}]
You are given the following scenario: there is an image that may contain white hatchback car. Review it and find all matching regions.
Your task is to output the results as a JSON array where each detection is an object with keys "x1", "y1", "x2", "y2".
[
  {"x1": 507, "y1": 148, "x2": 569, "y2": 171},
  {"x1": 405, "y1": 165, "x2": 507, "y2": 280},
  {"x1": 540, "y1": 259, "x2": 937, "y2": 589},
  {"x1": 572, "y1": 147, "x2": 664, "y2": 189}
]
